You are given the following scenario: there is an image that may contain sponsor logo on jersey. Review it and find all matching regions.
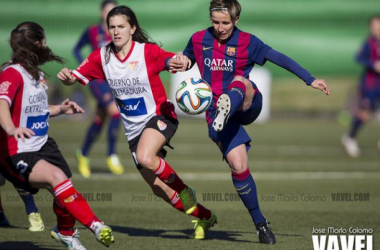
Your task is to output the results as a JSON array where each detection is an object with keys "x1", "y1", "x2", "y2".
[
  {"x1": 26, "y1": 113, "x2": 49, "y2": 136},
  {"x1": 157, "y1": 120, "x2": 167, "y2": 131},
  {"x1": 129, "y1": 61, "x2": 139, "y2": 71},
  {"x1": 226, "y1": 47, "x2": 236, "y2": 56},
  {"x1": 115, "y1": 97, "x2": 148, "y2": 116},
  {"x1": 203, "y1": 46, "x2": 213, "y2": 51},
  {"x1": 0, "y1": 81, "x2": 11, "y2": 94},
  {"x1": 204, "y1": 58, "x2": 234, "y2": 72}
]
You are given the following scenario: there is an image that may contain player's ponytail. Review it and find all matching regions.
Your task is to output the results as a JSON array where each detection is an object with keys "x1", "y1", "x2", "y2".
[
  {"x1": 105, "y1": 5, "x2": 158, "y2": 64},
  {"x1": 209, "y1": 0, "x2": 241, "y2": 23},
  {"x1": 3, "y1": 22, "x2": 64, "y2": 80}
]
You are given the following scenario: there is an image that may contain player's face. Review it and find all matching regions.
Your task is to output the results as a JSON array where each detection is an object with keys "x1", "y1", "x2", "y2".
[
  {"x1": 108, "y1": 15, "x2": 136, "y2": 50},
  {"x1": 370, "y1": 18, "x2": 380, "y2": 40},
  {"x1": 211, "y1": 11, "x2": 238, "y2": 41}
]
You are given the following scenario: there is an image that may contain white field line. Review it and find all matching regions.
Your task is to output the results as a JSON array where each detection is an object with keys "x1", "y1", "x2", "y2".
[{"x1": 71, "y1": 171, "x2": 380, "y2": 181}]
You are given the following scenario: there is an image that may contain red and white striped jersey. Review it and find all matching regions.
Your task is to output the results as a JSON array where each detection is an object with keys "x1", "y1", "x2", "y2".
[
  {"x1": 0, "y1": 64, "x2": 49, "y2": 160},
  {"x1": 73, "y1": 41, "x2": 177, "y2": 140}
]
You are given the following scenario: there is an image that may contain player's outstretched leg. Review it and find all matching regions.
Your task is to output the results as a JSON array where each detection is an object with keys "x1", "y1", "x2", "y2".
[
  {"x1": 213, "y1": 80, "x2": 246, "y2": 132},
  {"x1": 168, "y1": 191, "x2": 217, "y2": 239},
  {"x1": 232, "y1": 168, "x2": 276, "y2": 244},
  {"x1": 53, "y1": 180, "x2": 115, "y2": 247}
]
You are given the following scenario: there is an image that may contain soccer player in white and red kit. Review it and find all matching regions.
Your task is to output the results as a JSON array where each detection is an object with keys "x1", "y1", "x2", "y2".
[
  {"x1": 58, "y1": 5, "x2": 216, "y2": 239},
  {"x1": 0, "y1": 22, "x2": 114, "y2": 249}
]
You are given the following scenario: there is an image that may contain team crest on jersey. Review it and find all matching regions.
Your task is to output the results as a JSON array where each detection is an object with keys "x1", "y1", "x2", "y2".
[
  {"x1": 129, "y1": 61, "x2": 139, "y2": 71},
  {"x1": 157, "y1": 120, "x2": 167, "y2": 131},
  {"x1": 226, "y1": 47, "x2": 236, "y2": 56},
  {"x1": 0, "y1": 81, "x2": 11, "y2": 94},
  {"x1": 39, "y1": 77, "x2": 47, "y2": 89}
]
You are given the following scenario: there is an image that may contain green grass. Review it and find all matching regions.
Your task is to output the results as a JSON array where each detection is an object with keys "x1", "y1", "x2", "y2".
[{"x1": 0, "y1": 118, "x2": 379, "y2": 250}]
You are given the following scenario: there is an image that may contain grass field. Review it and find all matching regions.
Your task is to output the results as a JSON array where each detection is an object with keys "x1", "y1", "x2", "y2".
[{"x1": 0, "y1": 118, "x2": 379, "y2": 250}]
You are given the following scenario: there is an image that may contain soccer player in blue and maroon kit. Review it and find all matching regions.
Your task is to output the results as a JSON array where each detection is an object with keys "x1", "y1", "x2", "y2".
[
  {"x1": 170, "y1": 0, "x2": 329, "y2": 244},
  {"x1": 342, "y1": 15, "x2": 380, "y2": 157},
  {"x1": 73, "y1": 0, "x2": 125, "y2": 177}
]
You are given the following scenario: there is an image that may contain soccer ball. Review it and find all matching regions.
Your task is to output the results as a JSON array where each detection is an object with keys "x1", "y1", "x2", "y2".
[{"x1": 175, "y1": 78, "x2": 213, "y2": 115}]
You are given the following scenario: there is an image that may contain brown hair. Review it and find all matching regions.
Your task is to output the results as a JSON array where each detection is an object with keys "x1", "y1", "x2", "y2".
[
  {"x1": 209, "y1": 0, "x2": 241, "y2": 23},
  {"x1": 2, "y1": 22, "x2": 64, "y2": 80}
]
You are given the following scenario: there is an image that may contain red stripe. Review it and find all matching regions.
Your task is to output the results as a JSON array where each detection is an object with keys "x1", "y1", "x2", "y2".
[
  {"x1": 231, "y1": 168, "x2": 251, "y2": 180},
  {"x1": 235, "y1": 31, "x2": 250, "y2": 77}
]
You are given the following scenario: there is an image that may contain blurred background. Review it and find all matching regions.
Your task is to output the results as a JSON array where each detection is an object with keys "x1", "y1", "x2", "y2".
[{"x1": 0, "y1": 1, "x2": 379, "y2": 249}]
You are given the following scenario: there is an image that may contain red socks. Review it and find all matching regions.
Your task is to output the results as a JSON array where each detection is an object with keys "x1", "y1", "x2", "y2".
[
  {"x1": 153, "y1": 158, "x2": 187, "y2": 192},
  {"x1": 53, "y1": 180, "x2": 99, "y2": 231},
  {"x1": 170, "y1": 192, "x2": 212, "y2": 220},
  {"x1": 53, "y1": 200, "x2": 75, "y2": 236}
]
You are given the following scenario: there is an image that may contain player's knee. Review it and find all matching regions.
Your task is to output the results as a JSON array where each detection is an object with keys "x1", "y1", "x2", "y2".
[
  {"x1": 228, "y1": 161, "x2": 248, "y2": 174},
  {"x1": 136, "y1": 153, "x2": 155, "y2": 170},
  {"x1": 50, "y1": 169, "x2": 69, "y2": 188},
  {"x1": 232, "y1": 75, "x2": 246, "y2": 83}
]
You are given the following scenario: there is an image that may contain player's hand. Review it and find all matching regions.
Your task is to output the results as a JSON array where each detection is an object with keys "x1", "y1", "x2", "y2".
[
  {"x1": 59, "y1": 98, "x2": 85, "y2": 115},
  {"x1": 176, "y1": 51, "x2": 192, "y2": 70},
  {"x1": 374, "y1": 61, "x2": 380, "y2": 74},
  {"x1": 57, "y1": 68, "x2": 77, "y2": 85},
  {"x1": 8, "y1": 127, "x2": 35, "y2": 142},
  {"x1": 310, "y1": 79, "x2": 329, "y2": 95}
]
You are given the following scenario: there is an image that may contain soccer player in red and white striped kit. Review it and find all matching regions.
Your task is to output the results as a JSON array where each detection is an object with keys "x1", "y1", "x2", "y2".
[
  {"x1": 58, "y1": 5, "x2": 216, "y2": 239},
  {"x1": 0, "y1": 22, "x2": 114, "y2": 250}
]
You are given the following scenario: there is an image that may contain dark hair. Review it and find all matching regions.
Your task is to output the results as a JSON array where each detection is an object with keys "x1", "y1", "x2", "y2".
[
  {"x1": 2, "y1": 22, "x2": 64, "y2": 80},
  {"x1": 369, "y1": 14, "x2": 380, "y2": 24},
  {"x1": 101, "y1": 0, "x2": 117, "y2": 10},
  {"x1": 209, "y1": 0, "x2": 241, "y2": 23},
  {"x1": 104, "y1": 5, "x2": 157, "y2": 64}
]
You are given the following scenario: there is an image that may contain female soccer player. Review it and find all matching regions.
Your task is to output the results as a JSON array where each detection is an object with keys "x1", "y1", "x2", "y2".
[
  {"x1": 342, "y1": 15, "x2": 380, "y2": 157},
  {"x1": 58, "y1": 5, "x2": 216, "y2": 239},
  {"x1": 169, "y1": 0, "x2": 329, "y2": 244},
  {"x1": 0, "y1": 22, "x2": 114, "y2": 249},
  {"x1": 73, "y1": 0, "x2": 124, "y2": 178}
]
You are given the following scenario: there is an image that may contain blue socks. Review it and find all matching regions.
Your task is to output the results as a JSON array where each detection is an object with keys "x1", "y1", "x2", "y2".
[
  {"x1": 107, "y1": 114, "x2": 121, "y2": 155},
  {"x1": 81, "y1": 121, "x2": 103, "y2": 156},
  {"x1": 232, "y1": 168, "x2": 265, "y2": 225},
  {"x1": 349, "y1": 117, "x2": 363, "y2": 138},
  {"x1": 15, "y1": 187, "x2": 38, "y2": 215},
  {"x1": 227, "y1": 81, "x2": 246, "y2": 117}
]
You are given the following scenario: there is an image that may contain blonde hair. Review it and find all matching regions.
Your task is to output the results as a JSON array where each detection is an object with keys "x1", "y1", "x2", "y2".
[{"x1": 209, "y1": 0, "x2": 241, "y2": 23}]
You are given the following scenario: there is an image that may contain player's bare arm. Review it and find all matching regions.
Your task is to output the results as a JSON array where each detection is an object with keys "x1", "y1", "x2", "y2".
[
  {"x1": 57, "y1": 68, "x2": 78, "y2": 86},
  {"x1": 0, "y1": 99, "x2": 35, "y2": 142},
  {"x1": 49, "y1": 98, "x2": 85, "y2": 117}
]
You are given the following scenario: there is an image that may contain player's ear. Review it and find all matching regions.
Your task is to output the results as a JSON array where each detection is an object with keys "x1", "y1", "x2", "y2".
[
  {"x1": 130, "y1": 25, "x2": 136, "y2": 35},
  {"x1": 234, "y1": 16, "x2": 239, "y2": 25}
]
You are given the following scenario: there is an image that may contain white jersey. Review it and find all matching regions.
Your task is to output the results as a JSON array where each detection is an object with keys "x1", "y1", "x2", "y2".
[
  {"x1": 0, "y1": 64, "x2": 49, "y2": 160},
  {"x1": 73, "y1": 41, "x2": 176, "y2": 140}
]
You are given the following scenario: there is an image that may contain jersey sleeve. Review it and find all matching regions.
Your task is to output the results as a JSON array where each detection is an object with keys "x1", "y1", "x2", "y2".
[
  {"x1": 183, "y1": 36, "x2": 196, "y2": 63},
  {"x1": 72, "y1": 49, "x2": 105, "y2": 85},
  {"x1": 356, "y1": 40, "x2": 374, "y2": 70},
  {"x1": 0, "y1": 67, "x2": 23, "y2": 106},
  {"x1": 73, "y1": 27, "x2": 91, "y2": 63},
  {"x1": 248, "y1": 35, "x2": 272, "y2": 66},
  {"x1": 144, "y1": 43, "x2": 175, "y2": 73}
]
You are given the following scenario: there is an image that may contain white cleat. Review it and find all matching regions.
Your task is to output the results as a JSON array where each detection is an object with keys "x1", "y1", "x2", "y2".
[
  {"x1": 51, "y1": 226, "x2": 86, "y2": 250},
  {"x1": 213, "y1": 94, "x2": 231, "y2": 132},
  {"x1": 341, "y1": 135, "x2": 360, "y2": 158}
]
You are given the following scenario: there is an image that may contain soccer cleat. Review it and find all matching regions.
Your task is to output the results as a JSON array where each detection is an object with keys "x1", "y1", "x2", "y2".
[
  {"x1": 213, "y1": 94, "x2": 231, "y2": 132},
  {"x1": 28, "y1": 212, "x2": 44, "y2": 232},
  {"x1": 0, "y1": 211, "x2": 10, "y2": 227},
  {"x1": 190, "y1": 212, "x2": 217, "y2": 239},
  {"x1": 107, "y1": 154, "x2": 124, "y2": 175},
  {"x1": 341, "y1": 135, "x2": 360, "y2": 158},
  {"x1": 92, "y1": 221, "x2": 115, "y2": 247},
  {"x1": 51, "y1": 226, "x2": 87, "y2": 250},
  {"x1": 76, "y1": 149, "x2": 91, "y2": 178},
  {"x1": 256, "y1": 221, "x2": 276, "y2": 244},
  {"x1": 179, "y1": 187, "x2": 197, "y2": 215}
]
